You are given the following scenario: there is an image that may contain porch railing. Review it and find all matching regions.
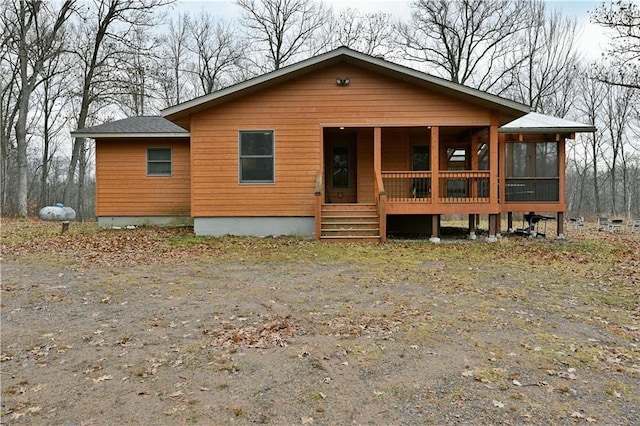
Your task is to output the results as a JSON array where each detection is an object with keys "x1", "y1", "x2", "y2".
[
  {"x1": 437, "y1": 171, "x2": 490, "y2": 203},
  {"x1": 382, "y1": 171, "x2": 432, "y2": 202},
  {"x1": 505, "y1": 178, "x2": 559, "y2": 202},
  {"x1": 382, "y1": 170, "x2": 490, "y2": 204}
]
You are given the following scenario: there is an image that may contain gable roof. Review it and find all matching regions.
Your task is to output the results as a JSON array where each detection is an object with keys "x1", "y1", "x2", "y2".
[
  {"x1": 499, "y1": 112, "x2": 596, "y2": 134},
  {"x1": 72, "y1": 116, "x2": 189, "y2": 138},
  {"x1": 162, "y1": 46, "x2": 530, "y2": 123}
]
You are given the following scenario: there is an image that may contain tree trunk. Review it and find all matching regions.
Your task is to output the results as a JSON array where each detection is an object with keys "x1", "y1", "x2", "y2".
[
  {"x1": 63, "y1": 95, "x2": 88, "y2": 206},
  {"x1": 591, "y1": 138, "x2": 600, "y2": 215},
  {"x1": 15, "y1": 99, "x2": 29, "y2": 217},
  {"x1": 76, "y1": 148, "x2": 86, "y2": 221},
  {"x1": 15, "y1": 2, "x2": 31, "y2": 217},
  {"x1": 40, "y1": 79, "x2": 51, "y2": 207}
]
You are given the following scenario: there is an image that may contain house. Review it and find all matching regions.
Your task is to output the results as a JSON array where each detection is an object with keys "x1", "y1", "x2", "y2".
[{"x1": 72, "y1": 47, "x2": 595, "y2": 242}]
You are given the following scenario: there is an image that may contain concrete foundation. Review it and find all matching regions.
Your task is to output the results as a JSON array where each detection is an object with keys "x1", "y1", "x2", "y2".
[
  {"x1": 98, "y1": 216, "x2": 193, "y2": 228},
  {"x1": 194, "y1": 217, "x2": 315, "y2": 237}
]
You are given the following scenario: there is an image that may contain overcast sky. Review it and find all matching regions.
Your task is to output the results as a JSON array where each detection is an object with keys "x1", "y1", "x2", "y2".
[{"x1": 174, "y1": 0, "x2": 609, "y2": 59}]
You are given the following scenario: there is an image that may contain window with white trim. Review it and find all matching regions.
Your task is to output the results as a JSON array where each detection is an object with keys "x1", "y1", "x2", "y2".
[
  {"x1": 147, "y1": 147, "x2": 172, "y2": 176},
  {"x1": 239, "y1": 131, "x2": 274, "y2": 183}
]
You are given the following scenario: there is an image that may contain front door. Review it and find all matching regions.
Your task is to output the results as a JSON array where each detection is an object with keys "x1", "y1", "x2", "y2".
[{"x1": 325, "y1": 132, "x2": 357, "y2": 203}]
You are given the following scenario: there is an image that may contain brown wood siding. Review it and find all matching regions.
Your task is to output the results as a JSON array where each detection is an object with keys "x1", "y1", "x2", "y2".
[
  {"x1": 381, "y1": 128, "x2": 411, "y2": 171},
  {"x1": 95, "y1": 138, "x2": 190, "y2": 216},
  {"x1": 356, "y1": 128, "x2": 374, "y2": 203},
  {"x1": 190, "y1": 63, "x2": 493, "y2": 217}
]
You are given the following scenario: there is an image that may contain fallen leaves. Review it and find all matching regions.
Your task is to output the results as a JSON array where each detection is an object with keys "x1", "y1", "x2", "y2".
[
  {"x1": 204, "y1": 314, "x2": 300, "y2": 348},
  {"x1": 91, "y1": 374, "x2": 113, "y2": 384},
  {"x1": 9, "y1": 405, "x2": 42, "y2": 421},
  {"x1": 570, "y1": 411, "x2": 597, "y2": 422},
  {"x1": 2, "y1": 221, "x2": 227, "y2": 268},
  {"x1": 547, "y1": 368, "x2": 578, "y2": 380},
  {"x1": 2, "y1": 219, "x2": 639, "y2": 425}
]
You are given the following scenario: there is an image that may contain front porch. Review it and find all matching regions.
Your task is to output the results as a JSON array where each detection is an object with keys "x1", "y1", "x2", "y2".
[{"x1": 314, "y1": 123, "x2": 567, "y2": 242}]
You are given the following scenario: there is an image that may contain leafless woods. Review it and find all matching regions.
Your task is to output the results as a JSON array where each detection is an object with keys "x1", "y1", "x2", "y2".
[{"x1": 1, "y1": 0, "x2": 638, "y2": 219}]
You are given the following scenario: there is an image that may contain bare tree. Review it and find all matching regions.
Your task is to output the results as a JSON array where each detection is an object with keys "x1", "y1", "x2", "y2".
[
  {"x1": 235, "y1": 0, "x2": 329, "y2": 71},
  {"x1": 3, "y1": 0, "x2": 75, "y2": 217},
  {"x1": 575, "y1": 74, "x2": 607, "y2": 215},
  {"x1": 63, "y1": 0, "x2": 173, "y2": 217},
  {"x1": 157, "y1": 12, "x2": 191, "y2": 107},
  {"x1": 566, "y1": 136, "x2": 591, "y2": 214},
  {"x1": 601, "y1": 84, "x2": 636, "y2": 216},
  {"x1": 114, "y1": 25, "x2": 160, "y2": 116},
  {"x1": 327, "y1": 8, "x2": 397, "y2": 58},
  {"x1": 397, "y1": 0, "x2": 531, "y2": 93},
  {"x1": 38, "y1": 51, "x2": 73, "y2": 208},
  {"x1": 188, "y1": 12, "x2": 243, "y2": 96},
  {"x1": 0, "y1": 18, "x2": 21, "y2": 213},
  {"x1": 590, "y1": 0, "x2": 640, "y2": 90},
  {"x1": 505, "y1": 1, "x2": 581, "y2": 116}
]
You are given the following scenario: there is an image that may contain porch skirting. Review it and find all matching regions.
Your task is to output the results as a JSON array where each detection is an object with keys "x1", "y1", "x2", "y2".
[
  {"x1": 98, "y1": 216, "x2": 194, "y2": 228},
  {"x1": 194, "y1": 217, "x2": 315, "y2": 237}
]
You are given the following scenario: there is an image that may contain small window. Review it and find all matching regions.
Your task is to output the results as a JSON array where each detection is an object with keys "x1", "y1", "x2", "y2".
[
  {"x1": 147, "y1": 147, "x2": 172, "y2": 176},
  {"x1": 447, "y1": 147, "x2": 467, "y2": 163},
  {"x1": 239, "y1": 131, "x2": 274, "y2": 183},
  {"x1": 477, "y1": 143, "x2": 489, "y2": 170}
]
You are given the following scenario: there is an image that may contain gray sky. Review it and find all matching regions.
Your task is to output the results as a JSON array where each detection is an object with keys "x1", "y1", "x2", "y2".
[{"x1": 174, "y1": 0, "x2": 609, "y2": 59}]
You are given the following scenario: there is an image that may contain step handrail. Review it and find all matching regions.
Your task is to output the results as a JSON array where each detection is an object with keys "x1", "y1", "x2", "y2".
[
  {"x1": 314, "y1": 171, "x2": 323, "y2": 240},
  {"x1": 374, "y1": 170, "x2": 387, "y2": 243}
]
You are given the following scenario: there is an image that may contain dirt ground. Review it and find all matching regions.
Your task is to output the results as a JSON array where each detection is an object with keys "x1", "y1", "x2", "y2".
[{"x1": 1, "y1": 219, "x2": 639, "y2": 425}]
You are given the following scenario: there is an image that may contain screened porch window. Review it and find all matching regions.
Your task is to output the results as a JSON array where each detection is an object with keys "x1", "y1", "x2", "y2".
[
  {"x1": 239, "y1": 130, "x2": 274, "y2": 183},
  {"x1": 506, "y1": 142, "x2": 559, "y2": 202},
  {"x1": 147, "y1": 147, "x2": 172, "y2": 176}
]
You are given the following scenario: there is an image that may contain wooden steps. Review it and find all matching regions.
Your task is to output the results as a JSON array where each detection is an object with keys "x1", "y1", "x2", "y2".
[{"x1": 320, "y1": 203, "x2": 381, "y2": 242}]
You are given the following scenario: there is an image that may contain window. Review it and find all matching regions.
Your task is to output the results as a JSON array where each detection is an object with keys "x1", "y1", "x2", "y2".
[
  {"x1": 535, "y1": 142, "x2": 558, "y2": 177},
  {"x1": 239, "y1": 131, "x2": 274, "y2": 183},
  {"x1": 477, "y1": 143, "x2": 489, "y2": 170},
  {"x1": 508, "y1": 143, "x2": 531, "y2": 177},
  {"x1": 411, "y1": 145, "x2": 429, "y2": 171},
  {"x1": 331, "y1": 145, "x2": 350, "y2": 188},
  {"x1": 411, "y1": 145, "x2": 430, "y2": 198},
  {"x1": 505, "y1": 141, "x2": 559, "y2": 202},
  {"x1": 447, "y1": 147, "x2": 467, "y2": 164},
  {"x1": 147, "y1": 147, "x2": 172, "y2": 176},
  {"x1": 506, "y1": 142, "x2": 558, "y2": 178}
]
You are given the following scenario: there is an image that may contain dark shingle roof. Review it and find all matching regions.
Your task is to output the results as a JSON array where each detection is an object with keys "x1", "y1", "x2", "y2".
[{"x1": 72, "y1": 116, "x2": 189, "y2": 138}]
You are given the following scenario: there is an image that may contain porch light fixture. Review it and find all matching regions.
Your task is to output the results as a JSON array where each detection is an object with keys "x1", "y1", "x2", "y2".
[{"x1": 336, "y1": 77, "x2": 350, "y2": 86}]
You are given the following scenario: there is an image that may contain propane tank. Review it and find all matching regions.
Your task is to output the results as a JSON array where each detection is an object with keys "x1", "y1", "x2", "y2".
[{"x1": 39, "y1": 203, "x2": 76, "y2": 222}]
